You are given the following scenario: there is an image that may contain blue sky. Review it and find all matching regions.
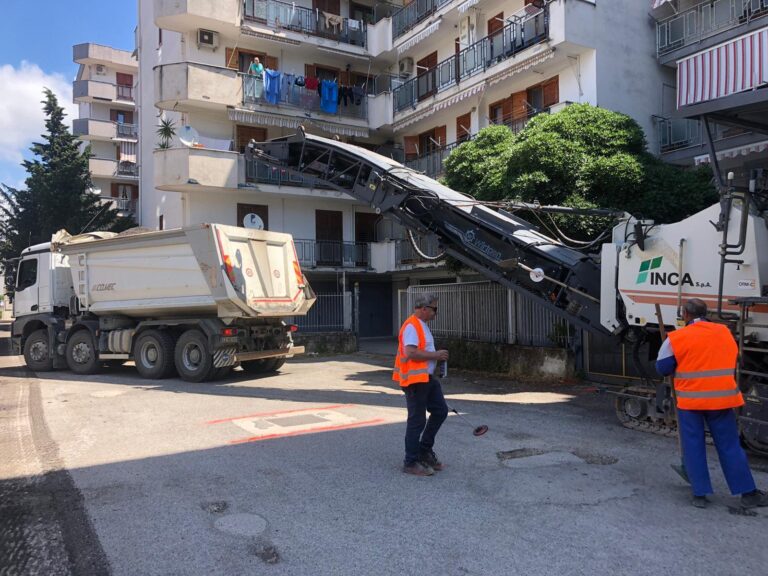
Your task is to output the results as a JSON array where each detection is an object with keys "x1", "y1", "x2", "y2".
[{"x1": 0, "y1": 1, "x2": 136, "y2": 190}]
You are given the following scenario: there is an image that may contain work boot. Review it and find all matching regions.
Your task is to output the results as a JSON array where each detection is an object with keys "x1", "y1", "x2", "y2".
[
  {"x1": 403, "y1": 461, "x2": 434, "y2": 476},
  {"x1": 741, "y1": 489, "x2": 768, "y2": 509},
  {"x1": 420, "y1": 449, "x2": 445, "y2": 471},
  {"x1": 691, "y1": 495, "x2": 709, "y2": 509}
]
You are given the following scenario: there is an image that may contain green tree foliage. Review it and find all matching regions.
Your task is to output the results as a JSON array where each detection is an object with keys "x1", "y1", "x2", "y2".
[
  {"x1": 0, "y1": 89, "x2": 134, "y2": 291},
  {"x1": 443, "y1": 103, "x2": 717, "y2": 240}
]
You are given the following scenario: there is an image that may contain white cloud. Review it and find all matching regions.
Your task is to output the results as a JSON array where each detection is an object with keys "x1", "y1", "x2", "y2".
[{"x1": 0, "y1": 61, "x2": 75, "y2": 166}]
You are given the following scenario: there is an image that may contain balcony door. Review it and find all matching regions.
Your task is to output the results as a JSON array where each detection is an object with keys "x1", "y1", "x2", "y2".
[
  {"x1": 355, "y1": 212, "x2": 379, "y2": 267},
  {"x1": 416, "y1": 52, "x2": 438, "y2": 102},
  {"x1": 316, "y1": 209, "x2": 343, "y2": 266}
]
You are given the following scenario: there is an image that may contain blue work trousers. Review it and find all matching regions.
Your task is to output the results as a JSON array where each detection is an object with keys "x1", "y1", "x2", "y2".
[
  {"x1": 403, "y1": 376, "x2": 448, "y2": 465},
  {"x1": 678, "y1": 408, "x2": 756, "y2": 496}
]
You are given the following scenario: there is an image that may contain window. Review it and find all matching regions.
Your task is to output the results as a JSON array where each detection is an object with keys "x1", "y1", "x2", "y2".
[
  {"x1": 159, "y1": 215, "x2": 164, "y2": 231},
  {"x1": 237, "y1": 204, "x2": 269, "y2": 229},
  {"x1": 16, "y1": 258, "x2": 38, "y2": 292}
]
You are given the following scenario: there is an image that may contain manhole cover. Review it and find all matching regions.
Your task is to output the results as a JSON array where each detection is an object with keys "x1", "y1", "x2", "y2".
[{"x1": 214, "y1": 513, "x2": 267, "y2": 537}]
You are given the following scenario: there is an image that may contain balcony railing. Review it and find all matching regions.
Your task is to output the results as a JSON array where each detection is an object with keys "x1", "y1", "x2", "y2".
[
  {"x1": 116, "y1": 85, "x2": 134, "y2": 102},
  {"x1": 242, "y1": 74, "x2": 368, "y2": 119},
  {"x1": 116, "y1": 161, "x2": 138, "y2": 177},
  {"x1": 102, "y1": 197, "x2": 137, "y2": 214},
  {"x1": 393, "y1": 5, "x2": 549, "y2": 113},
  {"x1": 657, "y1": 117, "x2": 749, "y2": 153},
  {"x1": 657, "y1": 0, "x2": 768, "y2": 56},
  {"x1": 245, "y1": 157, "x2": 331, "y2": 187},
  {"x1": 243, "y1": 0, "x2": 367, "y2": 47},
  {"x1": 116, "y1": 123, "x2": 137, "y2": 138},
  {"x1": 294, "y1": 238, "x2": 370, "y2": 268},
  {"x1": 392, "y1": 0, "x2": 453, "y2": 40}
]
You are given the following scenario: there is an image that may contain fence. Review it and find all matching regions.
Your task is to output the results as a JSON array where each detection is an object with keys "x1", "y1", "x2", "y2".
[
  {"x1": 398, "y1": 281, "x2": 572, "y2": 348},
  {"x1": 288, "y1": 292, "x2": 351, "y2": 332},
  {"x1": 294, "y1": 239, "x2": 370, "y2": 268}
]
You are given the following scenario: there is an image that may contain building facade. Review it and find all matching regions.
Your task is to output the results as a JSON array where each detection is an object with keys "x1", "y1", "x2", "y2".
[
  {"x1": 73, "y1": 43, "x2": 140, "y2": 219},
  {"x1": 651, "y1": 0, "x2": 768, "y2": 188},
  {"x1": 136, "y1": 0, "x2": 670, "y2": 337}
]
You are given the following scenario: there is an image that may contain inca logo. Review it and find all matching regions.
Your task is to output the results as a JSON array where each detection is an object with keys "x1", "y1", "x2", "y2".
[{"x1": 636, "y1": 257, "x2": 662, "y2": 284}]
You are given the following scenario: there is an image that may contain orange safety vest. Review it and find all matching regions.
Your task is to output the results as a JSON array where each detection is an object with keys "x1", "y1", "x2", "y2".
[
  {"x1": 393, "y1": 315, "x2": 431, "y2": 388},
  {"x1": 667, "y1": 321, "x2": 744, "y2": 410}
]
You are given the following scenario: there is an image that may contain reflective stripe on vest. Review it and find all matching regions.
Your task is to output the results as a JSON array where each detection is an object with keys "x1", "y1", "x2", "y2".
[
  {"x1": 392, "y1": 315, "x2": 431, "y2": 387},
  {"x1": 667, "y1": 321, "x2": 744, "y2": 411}
]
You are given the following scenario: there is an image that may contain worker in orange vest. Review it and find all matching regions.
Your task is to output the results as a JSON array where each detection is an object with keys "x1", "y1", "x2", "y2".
[
  {"x1": 393, "y1": 293, "x2": 450, "y2": 476},
  {"x1": 656, "y1": 298, "x2": 767, "y2": 508}
]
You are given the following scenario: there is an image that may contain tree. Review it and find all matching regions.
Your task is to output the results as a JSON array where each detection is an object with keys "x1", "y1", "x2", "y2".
[
  {"x1": 443, "y1": 103, "x2": 717, "y2": 240},
  {"x1": 0, "y1": 89, "x2": 134, "y2": 293}
]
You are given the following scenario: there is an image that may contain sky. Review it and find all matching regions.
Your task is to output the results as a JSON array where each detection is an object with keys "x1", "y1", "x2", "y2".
[{"x1": 0, "y1": 1, "x2": 136, "y2": 190}]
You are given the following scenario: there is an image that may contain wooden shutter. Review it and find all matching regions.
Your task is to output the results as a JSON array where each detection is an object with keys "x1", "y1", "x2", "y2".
[
  {"x1": 434, "y1": 125, "x2": 447, "y2": 147},
  {"x1": 404, "y1": 135, "x2": 419, "y2": 159},
  {"x1": 511, "y1": 90, "x2": 527, "y2": 120},
  {"x1": 110, "y1": 183, "x2": 119, "y2": 197},
  {"x1": 116, "y1": 72, "x2": 132, "y2": 86},
  {"x1": 236, "y1": 125, "x2": 267, "y2": 153},
  {"x1": 338, "y1": 71, "x2": 350, "y2": 86},
  {"x1": 305, "y1": 64, "x2": 316, "y2": 78},
  {"x1": 265, "y1": 55, "x2": 278, "y2": 70},
  {"x1": 502, "y1": 98, "x2": 514, "y2": 124},
  {"x1": 110, "y1": 110, "x2": 119, "y2": 122},
  {"x1": 456, "y1": 112, "x2": 471, "y2": 141},
  {"x1": 130, "y1": 185, "x2": 139, "y2": 201},
  {"x1": 225, "y1": 48, "x2": 238, "y2": 70},
  {"x1": 542, "y1": 76, "x2": 559, "y2": 108},
  {"x1": 488, "y1": 13, "x2": 504, "y2": 35}
]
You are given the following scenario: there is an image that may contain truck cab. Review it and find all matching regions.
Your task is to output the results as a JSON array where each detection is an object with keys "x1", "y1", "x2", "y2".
[{"x1": 13, "y1": 243, "x2": 73, "y2": 319}]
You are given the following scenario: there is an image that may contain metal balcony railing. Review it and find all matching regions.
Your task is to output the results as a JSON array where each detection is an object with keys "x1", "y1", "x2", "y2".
[
  {"x1": 116, "y1": 85, "x2": 134, "y2": 101},
  {"x1": 243, "y1": 0, "x2": 367, "y2": 47},
  {"x1": 116, "y1": 123, "x2": 137, "y2": 138},
  {"x1": 393, "y1": 4, "x2": 549, "y2": 113},
  {"x1": 294, "y1": 238, "x2": 370, "y2": 268},
  {"x1": 656, "y1": 0, "x2": 768, "y2": 56},
  {"x1": 101, "y1": 197, "x2": 137, "y2": 214},
  {"x1": 392, "y1": 0, "x2": 453, "y2": 40},
  {"x1": 656, "y1": 117, "x2": 749, "y2": 153},
  {"x1": 242, "y1": 75, "x2": 368, "y2": 120},
  {"x1": 116, "y1": 161, "x2": 138, "y2": 177}
]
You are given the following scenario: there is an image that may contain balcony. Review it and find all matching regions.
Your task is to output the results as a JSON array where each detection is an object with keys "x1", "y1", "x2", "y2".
[
  {"x1": 392, "y1": 0, "x2": 452, "y2": 40},
  {"x1": 393, "y1": 4, "x2": 549, "y2": 113},
  {"x1": 73, "y1": 43, "x2": 135, "y2": 67},
  {"x1": 241, "y1": 75, "x2": 368, "y2": 120},
  {"x1": 155, "y1": 147, "x2": 239, "y2": 193},
  {"x1": 73, "y1": 80, "x2": 135, "y2": 105},
  {"x1": 294, "y1": 239, "x2": 370, "y2": 268},
  {"x1": 656, "y1": 0, "x2": 768, "y2": 57},
  {"x1": 89, "y1": 158, "x2": 138, "y2": 180},
  {"x1": 155, "y1": 62, "x2": 240, "y2": 111},
  {"x1": 243, "y1": 0, "x2": 367, "y2": 48},
  {"x1": 155, "y1": 0, "x2": 240, "y2": 32},
  {"x1": 74, "y1": 119, "x2": 137, "y2": 141},
  {"x1": 657, "y1": 117, "x2": 751, "y2": 154},
  {"x1": 100, "y1": 196, "x2": 137, "y2": 216}
]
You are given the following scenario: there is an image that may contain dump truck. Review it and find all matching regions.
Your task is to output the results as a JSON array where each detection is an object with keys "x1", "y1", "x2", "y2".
[{"x1": 10, "y1": 224, "x2": 315, "y2": 382}]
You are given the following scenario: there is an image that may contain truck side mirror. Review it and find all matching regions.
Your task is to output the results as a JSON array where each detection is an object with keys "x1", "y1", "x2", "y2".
[{"x1": 4, "y1": 274, "x2": 15, "y2": 289}]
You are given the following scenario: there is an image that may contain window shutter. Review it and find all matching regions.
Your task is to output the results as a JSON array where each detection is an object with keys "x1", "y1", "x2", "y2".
[
  {"x1": 265, "y1": 55, "x2": 278, "y2": 70},
  {"x1": 305, "y1": 64, "x2": 316, "y2": 78},
  {"x1": 116, "y1": 73, "x2": 133, "y2": 86},
  {"x1": 542, "y1": 76, "x2": 559, "y2": 108},
  {"x1": 130, "y1": 185, "x2": 139, "y2": 201},
  {"x1": 338, "y1": 71, "x2": 350, "y2": 86},
  {"x1": 434, "y1": 125, "x2": 447, "y2": 147},
  {"x1": 110, "y1": 183, "x2": 119, "y2": 197},
  {"x1": 511, "y1": 90, "x2": 527, "y2": 119},
  {"x1": 225, "y1": 48, "x2": 238, "y2": 70},
  {"x1": 456, "y1": 113, "x2": 472, "y2": 141},
  {"x1": 110, "y1": 110, "x2": 119, "y2": 122},
  {"x1": 502, "y1": 98, "x2": 514, "y2": 123},
  {"x1": 404, "y1": 135, "x2": 419, "y2": 158}
]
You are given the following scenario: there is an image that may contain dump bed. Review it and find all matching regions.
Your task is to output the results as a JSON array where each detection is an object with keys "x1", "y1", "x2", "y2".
[{"x1": 55, "y1": 224, "x2": 315, "y2": 319}]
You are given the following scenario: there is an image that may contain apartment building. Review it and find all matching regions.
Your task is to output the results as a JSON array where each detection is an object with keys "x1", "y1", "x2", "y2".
[
  {"x1": 137, "y1": 0, "x2": 669, "y2": 337},
  {"x1": 73, "y1": 43, "x2": 140, "y2": 219},
  {"x1": 652, "y1": 0, "x2": 768, "y2": 187}
]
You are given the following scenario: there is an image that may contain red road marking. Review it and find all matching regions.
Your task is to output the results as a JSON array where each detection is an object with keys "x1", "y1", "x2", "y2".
[
  {"x1": 229, "y1": 418, "x2": 386, "y2": 444},
  {"x1": 206, "y1": 404, "x2": 354, "y2": 425}
]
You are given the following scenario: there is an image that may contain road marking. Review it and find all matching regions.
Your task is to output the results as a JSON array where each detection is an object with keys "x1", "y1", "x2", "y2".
[
  {"x1": 205, "y1": 404, "x2": 354, "y2": 425},
  {"x1": 229, "y1": 418, "x2": 386, "y2": 444}
]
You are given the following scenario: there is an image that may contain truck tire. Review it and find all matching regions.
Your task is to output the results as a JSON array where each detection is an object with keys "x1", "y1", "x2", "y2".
[
  {"x1": 241, "y1": 357, "x2": 286, "y2": 374},
  {"x1": 66, "y1": 330, "x2": 100, "y2": 375},
  {"x1": 134, "y1": 330, "x2": 176, "y2": 379},
  {"x1": 264, "y1": 357, "x2": 286, "y2": 372},
  {"x1": 175, "y1": 329, "x2": 214, "y2": 383},
  {"x1": 23, "y1": 329, "x2": 54, "y2": 372}
]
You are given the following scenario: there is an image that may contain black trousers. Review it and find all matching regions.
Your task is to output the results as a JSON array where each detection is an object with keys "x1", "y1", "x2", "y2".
[{"x1": 403, "y1": 376, "x2": 448, "y2": 464}]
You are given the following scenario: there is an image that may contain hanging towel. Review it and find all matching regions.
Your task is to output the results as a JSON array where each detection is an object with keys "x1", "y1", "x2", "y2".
[
  {"x1": 282, "y1": 73, "x2": 295, "y2": 102},
  {"x1": 305, "y1": 76, "x2": 319, "y2": 90},
  {"x1": 320, "y1": 80, "x2": 338, "y2": 114},
  {"x1": 352, "y1": 85, "x2": 364, "y2": 106},
  {"x1": 264, "y1": 69, "x2": 281, "y2": 105}
]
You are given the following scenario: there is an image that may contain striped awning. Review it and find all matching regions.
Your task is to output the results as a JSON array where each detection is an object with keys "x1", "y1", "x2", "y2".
[
  {"x1": 396, "y1": 20, "x2": 440, "y2": 56},
  {"x1": 434, "y1": 82, "x2": 485, "y2": 112},
  {"x1": 678, "y1": 26, "x2": 768, "y2": 108},
  {"x1": 119, "y1": 141, "x2": 137, "y2": 163},
  {"x1": 457, "y1": 0, "x2": 480, "y2": 14},
  {"x1": 651, "y1": 0, "x2": 674, "y2": 8},
  {"x1": 228, "y1": 108, "x2": 369, "y2": 138},
  {"x1": 694, "y1": 140, "x2": 768, "y2": 165}
]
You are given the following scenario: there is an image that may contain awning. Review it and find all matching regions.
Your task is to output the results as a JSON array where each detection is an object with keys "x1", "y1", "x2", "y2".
[
  {"x1": 678, "y1": 26, "x2": 768, "y2": 108},
  {"x1": 457, "y1": 0, "x2": 480, "y2": 14},
  {"x1": 486, "y1": 48, "x2": 556, "y2": 87},
  {"x1": 119, "y1": 141, "x2": 137, "y2": 163},
  {"x1": 693, "y1": 139, "x2": 768, "y2": 165},
  {"x1": 396, "y1": 20, "x2": 440, "y2": 56},
  {"x1": 228, "y1": 108, "x2": 369, "y2": 138},
  {"x1": 651, "y1": 0, "x2": 674, "y2": 9},
  {"x1": 434, "y1": 82, "x2": 485, "y2": 112},
  {"x1": 393, "y1": 82, "x2": 486, "y2": 130}
]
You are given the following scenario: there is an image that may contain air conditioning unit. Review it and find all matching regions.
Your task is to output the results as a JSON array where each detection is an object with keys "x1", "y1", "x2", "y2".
[
  {"x1": 95, "y1": 64, "x2": 107, "y2": 75},
  {"x1": 197, "y1": 28, "x2": 219, "y2": 50},
  {"x1": 398, "y1": 57, "x2": 414, "y2": 78}
]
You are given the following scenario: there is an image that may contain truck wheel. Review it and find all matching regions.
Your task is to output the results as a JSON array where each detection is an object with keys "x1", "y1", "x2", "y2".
[
  {"x1": 134, "y1": 330, "x2": 176, "y2": 379},
  {"x1": 23, "y1": 329, "x2": 54, "y2": 372},
  {"x1": 264, "y1": 357, "x2": 286, "y2": 372},
  {"x1": 175, "y1": 330, "x2": 214, "y2": 383},
  {"x1": 66, "y1": 330, "x2": 100, "y2": 375},
  {"x1": 240, "y1": 359, "x2": 269, "y2": 374}
]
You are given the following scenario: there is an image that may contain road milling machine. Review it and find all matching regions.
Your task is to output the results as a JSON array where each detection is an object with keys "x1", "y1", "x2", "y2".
[{"x1": 247, "y1": 129, "x2": 768, "y2": 455}]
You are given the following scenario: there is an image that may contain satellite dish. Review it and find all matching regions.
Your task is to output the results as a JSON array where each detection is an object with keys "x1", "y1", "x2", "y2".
[
  {"x1": 178, "y1": 125, "x2": 200, "y2": 147},
  {"x1": 243, "y1": 213, "x2": 264, "y2": 230}
]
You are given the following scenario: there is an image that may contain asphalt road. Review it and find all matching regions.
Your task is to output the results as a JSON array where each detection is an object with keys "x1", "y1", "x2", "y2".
[{"x1": 1, "y1": 329, "x2": 767, "y2": 576}]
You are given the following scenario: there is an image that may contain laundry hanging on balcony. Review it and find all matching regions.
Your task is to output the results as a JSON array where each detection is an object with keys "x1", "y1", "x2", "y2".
[
  {"x1": 677, "y1": 26, "x2": 768, "y2": 107},
  {"x1": 397, "y1": 19, "x2": 441, "y2": 56}
]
